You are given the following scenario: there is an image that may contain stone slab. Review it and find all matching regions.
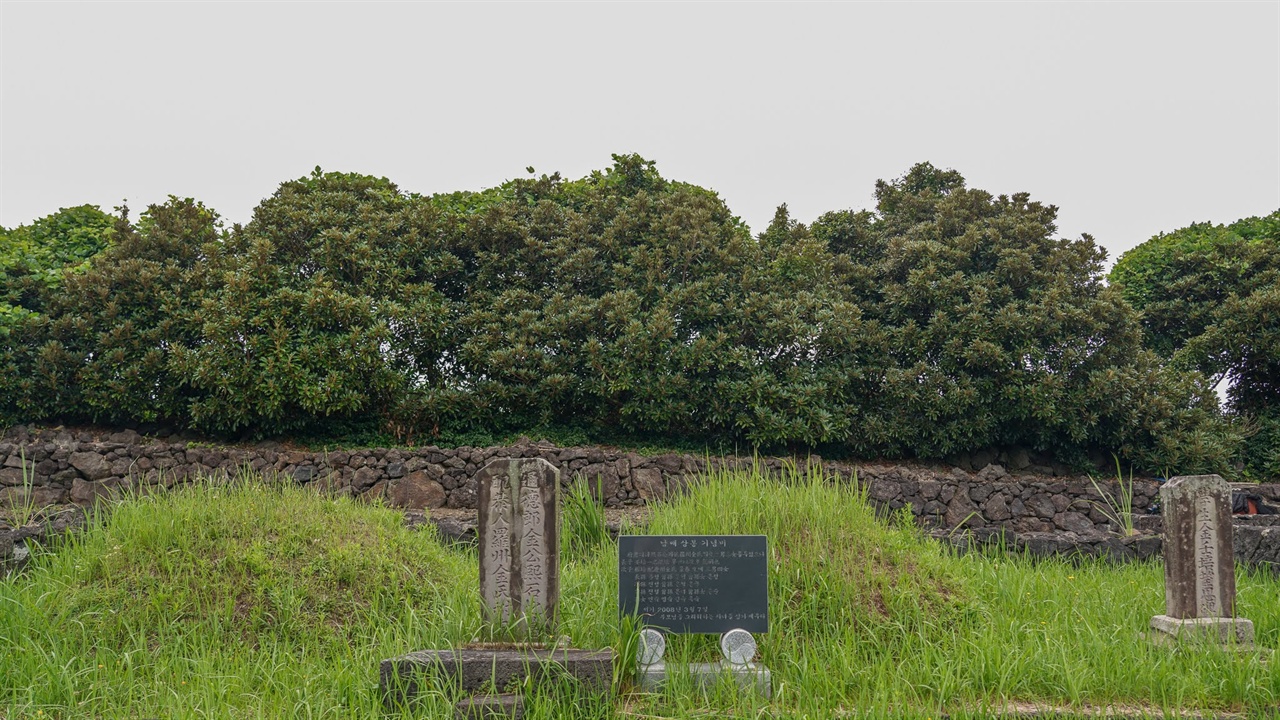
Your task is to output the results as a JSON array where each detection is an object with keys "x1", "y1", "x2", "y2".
[
  {"x1": 1161, "y1": 475, "x2": 1236, "y2": 619},
  {"x1": 455, "y1": 693, "x2": 524, "y2": 720},
  {"x1": 635, "y1": 661, "x2": 771, "y2": 698},
  {"x1": 618, "y1": 535, "x2": 769, "y2": 633},
  {"x1": 1150, "y1": 614, "x2": 1254, "y2": 645},
  {"x1": 380, "y1": 648, "x2": 613, "y2": 706},
  {"x1": 477, "y1": 458, "x2": 560, "y2": 629}
]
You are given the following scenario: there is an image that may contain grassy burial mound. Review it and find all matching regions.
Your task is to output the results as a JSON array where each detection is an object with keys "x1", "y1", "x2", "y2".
[
  {"x1": 0, "y1": 478, "x2": 479, "y2": 716},
  {"x1": 2, "y1": 468, "x2": 1278, "y2": 718}
]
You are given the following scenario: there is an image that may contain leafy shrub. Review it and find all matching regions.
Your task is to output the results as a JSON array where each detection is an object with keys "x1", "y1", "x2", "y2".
[
  {"x1": 815, "y1": 163, "x2": 1238, "y2": 470},
  {"x1": 0, "y1": 204, "x2": 115, "y2": 336},
  {"x1": 434, "y1": 155, "x2": 878, "y2": 448},
  {"x1": 1111, "y1": 211, "x2": 1279, "y2": 475}
]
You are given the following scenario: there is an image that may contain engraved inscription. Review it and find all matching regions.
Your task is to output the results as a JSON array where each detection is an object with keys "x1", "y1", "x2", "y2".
[
  {"x1": 520, "y1": 467, "x2": 548, "y2": 616},
  {"x1": 619, "y1": 535, "x2": 770, "y2": 634},
  {"x1": 1194, "y1": 494, "x2": 1222, "y2": 617},
  {"x1": 482, "y1": 473, "x2": 514, "y2": 621},
  {"x1": 477, "y1": 458, "x2": 560, "y2": 631},
  {"x1": 1159, "y1": 474, "x2": 1237, "y2": 620}
]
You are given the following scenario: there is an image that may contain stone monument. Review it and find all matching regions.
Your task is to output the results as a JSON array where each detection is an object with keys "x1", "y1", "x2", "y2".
[
  {"x1": 478, "y1": 457, "x2": 559, "y2": 632},
  {"x1": 621, "y1": 535, "x2": 771, "y2": 697},
  {"x1": 380, "y1": 457, "x2": 613, "y2": 715},
  {"x1": 1150, "y1": 474, "x2": 1254, "y2": 644}
]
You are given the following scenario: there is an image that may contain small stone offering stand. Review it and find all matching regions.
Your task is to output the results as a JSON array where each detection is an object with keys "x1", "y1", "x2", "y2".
[
  {"x1": 380, "y1": 458, "x2": 614, "y2": 718},
  {"x1": 1150, "y1": 474, "x2": 1254, "y2": 645},
  {"x1": 620, "y1": 534, "x2": 772, "y2": 697}
]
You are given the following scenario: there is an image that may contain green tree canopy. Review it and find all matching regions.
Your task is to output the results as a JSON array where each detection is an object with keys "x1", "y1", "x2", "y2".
[
  {"x1": 1, "y1": 204, "x2": 116, "y2": 333},
  {"x1": 0, "y1": 158, "x2": 1247, "y2": 474},
  {"x1": 814, "y1": 163, "x2": 1233, "y2": 470},
  {"x1": 1111, "y1": 211, "x2": 1279, "y2": 476},
  {"x1": 432, "y1": 155, "x2": 881, "y2": 448}
]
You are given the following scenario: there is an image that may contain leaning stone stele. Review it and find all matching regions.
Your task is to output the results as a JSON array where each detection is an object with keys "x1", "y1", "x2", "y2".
[
  {"x1": 477, "y1": 458, "x2": 560, "y2": 632},
  {"x1": 1150, "y1": 474, "x2": 1253, "y2": 644}
]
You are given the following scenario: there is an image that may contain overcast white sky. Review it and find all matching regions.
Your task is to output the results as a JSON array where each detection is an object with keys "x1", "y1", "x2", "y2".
[{"x1": 2, "y1": 2, "x2": 1277, "y2": 267}]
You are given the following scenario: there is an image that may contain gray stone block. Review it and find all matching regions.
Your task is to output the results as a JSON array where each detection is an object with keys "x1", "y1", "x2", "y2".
[
  {"x1": 636, "y1": 662, "x2": 771, "y2": 698},
  {"x1": 1150, "y1": 614, "x2": 1254, "y2": 645},
  {"x1": 455, "y1": 693, "x2": 523, "y2": 719},
  {"x1": 380, "y1": 648, "x2": 613, "y2": 706}
]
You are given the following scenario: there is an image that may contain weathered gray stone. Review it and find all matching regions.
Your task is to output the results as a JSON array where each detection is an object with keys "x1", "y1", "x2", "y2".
[
  {"x1": 1, "y1": 484, "x2": 63, "y2": 509},
  {"x1": 353, "y1": 466, "x2": 381, "y2": 491},
  {"x1": 1123, "y1": 533, "x2": 1162, "y2": 560},
  {"x1": 477, "y1": 458, "x2": 559, "y2": 629},
  {"x1": 1054, "y1": 511, "x2": 1094, "y2": 535},
  {"x1": 976, "y1": 464, "x2": 1008, "y2": 482},
  {"x1": 455, "y1": 693, "x2": 524, "y2": 719},
  {"x1": 1050, "y1": 493, "x2": 1071, "y2": 512},
  {"x1": 1017, "y1": 532, "x2": 1077, "y2": 558},
  {"x1": 69, "y1": 477, "x2": 127, "y2": 506},
  {"x1": 1160, "y1": 475, "x2": 1237, "y2": 620},
  {"x1": 432, "y1": 514, "x2": 478, "y2": 544},
  {"x1": 1228, "y1": 520, "x2": 1259, "y2": 561},
  {"x1": 969, "y1": 484, "x2": 996, "y2": 503},
  {"x1": 0, "y1": 467, "x2": 25, "y2": 486},
  {"x1": 380, "y1": 648, "x2": 613, "y2": 706},
  {"x1": 944, "y1": 493, "x2": 979, "y2": 528},
  {"x1": 651, "y1": 454, "x2": 682, "y2": 474},
  {"x1": 632, "y1": 468, "x2": 665, "y2": 501},
  {"x1": 108, "y1": 430, "x2": 141, "y2": 444},
  {"x1": 869, "y1": 480, "x2": 899, "y2": 503},
  {"x1": 636, "y1": 661, "x2": 770, "y2": 698},
  {"x1": 578, "y1": 463, "x2": 619, "y2": 502},
  {"x1": 1026, "y1": 493, "x2": 1056, "y2": 519},
  {"x1": 448, "y1": 477, "x2": 478, "y2": 508},
  {"x1": 982, "y1": 493, "x2": 1012, "y2": 522},
  {"x1": 389, "y1": 471, "x2": 446, "y2": 510},
  {"x1": 1150, "y1": 614, "x2": 1254, "y2": 644},
  {"x1": 69, "y1": 452, "x2": 111, "y2": 481}
]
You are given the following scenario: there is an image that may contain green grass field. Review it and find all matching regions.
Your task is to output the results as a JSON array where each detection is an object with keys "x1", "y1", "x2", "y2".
[{"x1": 2, "y1": 467, "x2": 1277, "y2": 719}]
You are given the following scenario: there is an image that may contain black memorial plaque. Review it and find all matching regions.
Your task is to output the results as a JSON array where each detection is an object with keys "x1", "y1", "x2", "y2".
[{"x1": 618, "y1": 535, "x2": 768, "y2": 634}]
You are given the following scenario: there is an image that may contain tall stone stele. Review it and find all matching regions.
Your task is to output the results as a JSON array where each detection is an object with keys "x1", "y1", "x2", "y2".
[
  {"x1": 1150, "y1": 474, "x2": 1253, "y2": 644},
  {"x1": 477, "y1": 458, "x2": 560, "y2": 634}
]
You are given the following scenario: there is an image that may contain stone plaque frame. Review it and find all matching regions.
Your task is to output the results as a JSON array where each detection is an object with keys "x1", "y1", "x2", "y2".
[{"x1": 618, "y1": 534, "x2": 769, "y2": 634}]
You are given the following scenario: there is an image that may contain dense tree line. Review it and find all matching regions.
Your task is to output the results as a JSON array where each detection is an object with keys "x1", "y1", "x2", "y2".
[
  {"x1": 0, "y1": 156, "x2": 1266, "y2": 475},
  {"x1": 1111, "y1": 212, "x2": 1279, "y2": 478}
]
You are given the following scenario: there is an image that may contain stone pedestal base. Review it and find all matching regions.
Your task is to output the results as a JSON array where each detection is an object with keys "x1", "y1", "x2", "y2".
[
  {"x1": 1150, "y1": 615, "x2": 1255, "y2": 645},
  {"x1": 380, "y1": 648, "x2": 613, "y2": 707},
  {"x1": 455, "y1": 693, "x2": 523, "y2": 720},
  {"x1": 637, "y1": 662, "x2": 771, "y2": 698}
]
